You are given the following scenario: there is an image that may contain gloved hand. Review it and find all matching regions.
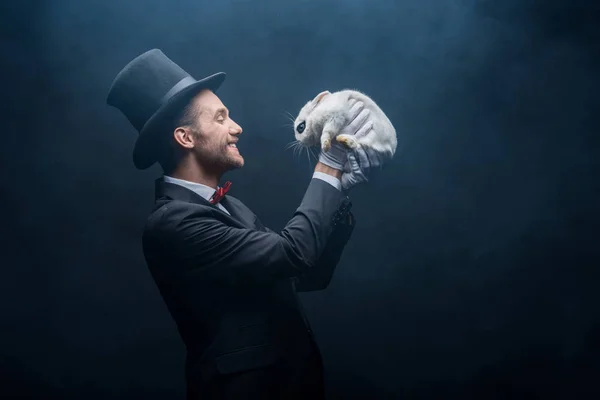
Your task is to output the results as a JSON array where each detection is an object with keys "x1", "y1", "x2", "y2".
[
  {"x1": 341, "y1": 124, "x2": 381, "y2": 191},
  {"x1": 318, "y1": 99, "x2": 371, "y2": 171}
]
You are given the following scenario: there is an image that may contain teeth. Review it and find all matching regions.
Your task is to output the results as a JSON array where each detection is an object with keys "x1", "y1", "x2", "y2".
[{"x1": 229, "y1": 144, "x2": 237, "y2": 148}]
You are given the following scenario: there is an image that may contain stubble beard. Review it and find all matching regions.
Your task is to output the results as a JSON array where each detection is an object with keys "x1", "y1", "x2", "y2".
[
  {"x1": 224, "y1": 150, "x2": 244, "y2": 170},
  {"x1": 197, "y1": 144, "x2": 244, "y2": 175}
]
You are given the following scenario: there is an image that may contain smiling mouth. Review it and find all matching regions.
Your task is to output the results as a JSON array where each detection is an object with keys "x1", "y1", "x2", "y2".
[{"x1": 228, "y1": 143, "x2": 240, "y2": 154}]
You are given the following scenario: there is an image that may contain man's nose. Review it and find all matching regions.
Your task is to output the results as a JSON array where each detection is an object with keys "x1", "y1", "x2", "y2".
[{"x1": 230, "y1": 120, "x2": 242, "y2": 135}]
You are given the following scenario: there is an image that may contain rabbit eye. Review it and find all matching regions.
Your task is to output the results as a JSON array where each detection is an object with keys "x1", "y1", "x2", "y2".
[{"x1": 296, "y1": 121, "x2": 306, "y2": 134}]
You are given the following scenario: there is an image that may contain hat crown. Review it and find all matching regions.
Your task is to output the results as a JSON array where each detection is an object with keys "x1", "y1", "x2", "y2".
[{"x1": 106, "y1": 49, "x2": 192, "y2": 132}]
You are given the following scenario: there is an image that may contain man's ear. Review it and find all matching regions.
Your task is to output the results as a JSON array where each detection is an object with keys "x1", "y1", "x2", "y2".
[
  {"x1": 173, "y1": 127, "x2": 195, "y2": 149},
  {"x1": 312, "y1": 90, "x2": 331, "y2": 104}
]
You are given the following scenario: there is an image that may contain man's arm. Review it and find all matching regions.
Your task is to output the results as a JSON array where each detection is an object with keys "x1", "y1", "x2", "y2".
[
  {"x1": 245, "y1": 163, "x2": 353, "y2": 291},
  {"x1": 294, "y1": 211, "x2": 355, "y2": 292},
  {"x1": 291, "y1": 162, "x2": 353, "y2": 291},
  {"x1": 144, "y1": 164, "x2": 346, "y2": 286},
  {"x1": 261, "y1": 206, "x2": 355, "y2": 292}
]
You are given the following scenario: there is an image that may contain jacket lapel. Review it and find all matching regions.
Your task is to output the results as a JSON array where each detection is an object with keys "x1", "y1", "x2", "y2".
[
  {"x1": 220, "y1": 196, "x2": 257, "y2": 230},
  {"x1": 155, "y1": 178, "x2": 256, "y2": 230}
]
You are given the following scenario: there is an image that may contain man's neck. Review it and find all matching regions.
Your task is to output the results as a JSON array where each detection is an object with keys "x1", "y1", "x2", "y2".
[{"x1": 169, "y1": 163, "x2": 222, "y2": 189}]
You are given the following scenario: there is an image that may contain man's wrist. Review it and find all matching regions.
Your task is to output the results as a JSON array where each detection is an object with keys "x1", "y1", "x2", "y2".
[{"x1": 315, "y1": 162, "x2": 343, "y2": 180}]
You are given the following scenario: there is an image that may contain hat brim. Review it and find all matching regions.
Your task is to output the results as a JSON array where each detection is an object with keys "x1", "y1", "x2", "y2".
[{"x1": 132, "y1": 72, "x2": 226, "y2": 170}]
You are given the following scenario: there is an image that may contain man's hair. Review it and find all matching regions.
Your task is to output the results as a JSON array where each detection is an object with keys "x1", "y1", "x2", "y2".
[{"x1": 156, "y1": 99, "x2": 201, "y2": 174}]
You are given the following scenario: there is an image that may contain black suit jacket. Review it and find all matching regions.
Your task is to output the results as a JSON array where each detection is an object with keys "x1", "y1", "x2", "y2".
[{"x1": 142, "y1": 177, "x2": 355, "y2": 399}]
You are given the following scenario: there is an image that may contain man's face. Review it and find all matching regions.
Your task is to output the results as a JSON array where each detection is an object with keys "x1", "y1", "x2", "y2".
[{"x1": 186, "y1": 89, "x2": 244, "y2": 173}]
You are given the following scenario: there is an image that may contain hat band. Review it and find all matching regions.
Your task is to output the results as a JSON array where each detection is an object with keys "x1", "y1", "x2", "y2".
[{"x1": 160, "y1": 76, "x2": 197, "y2": 106}]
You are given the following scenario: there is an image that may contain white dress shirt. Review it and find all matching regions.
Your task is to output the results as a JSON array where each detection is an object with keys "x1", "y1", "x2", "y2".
[{"x1": 163, "y1": 172, "x2": 341, "y2": 216}]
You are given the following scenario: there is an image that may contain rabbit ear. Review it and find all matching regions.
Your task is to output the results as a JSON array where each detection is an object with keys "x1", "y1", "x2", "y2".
[{"x1": 312, "y1": 90, "x2": 331, "y2": 104}]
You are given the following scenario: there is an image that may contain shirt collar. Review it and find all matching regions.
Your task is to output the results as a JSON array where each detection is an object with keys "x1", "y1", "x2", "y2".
[{"x1": 163, "y1": 175, "x2": 216, "y2": 202}]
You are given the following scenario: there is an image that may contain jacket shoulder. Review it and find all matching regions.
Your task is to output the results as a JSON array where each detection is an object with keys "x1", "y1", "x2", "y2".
[{"x1": 143, "y1": 199, "x2": 211, "y2": 240}]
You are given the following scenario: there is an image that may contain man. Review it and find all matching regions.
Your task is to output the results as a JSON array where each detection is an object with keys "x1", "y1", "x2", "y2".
[{"x1": 106, "y1": 49, "x2": 373, "y2": 399}]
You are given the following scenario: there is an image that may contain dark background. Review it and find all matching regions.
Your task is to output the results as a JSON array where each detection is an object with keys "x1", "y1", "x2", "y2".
[{"x1": 2, "y1": 0, "x2": 599, "y2": 398}]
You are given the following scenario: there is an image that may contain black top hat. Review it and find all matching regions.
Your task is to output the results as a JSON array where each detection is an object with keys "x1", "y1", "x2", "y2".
[{"x1": 106, "y1": 49, "x2": 226, "y2": 169}]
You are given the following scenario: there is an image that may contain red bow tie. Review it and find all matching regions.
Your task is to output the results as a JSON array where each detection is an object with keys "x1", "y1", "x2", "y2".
[{"x1": 210, "y1": 181, "x2": 232, "y2": 204}]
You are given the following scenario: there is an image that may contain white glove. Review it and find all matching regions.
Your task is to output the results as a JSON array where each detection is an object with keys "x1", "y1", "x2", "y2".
[
  {"x1": 341, "y1": 123, "x2": 380, "y2": 191},
  {"x1": 318, "y1": 100, "x2": 371, "y2": 171}
]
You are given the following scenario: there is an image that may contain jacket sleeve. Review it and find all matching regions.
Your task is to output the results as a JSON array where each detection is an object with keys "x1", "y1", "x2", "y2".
[
  {"x1": 293, "y1": 211, "x2": 355, "y2": 292},
  {"x1": 144, "y1": 178, "x2": 346, "y2": 286}
]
